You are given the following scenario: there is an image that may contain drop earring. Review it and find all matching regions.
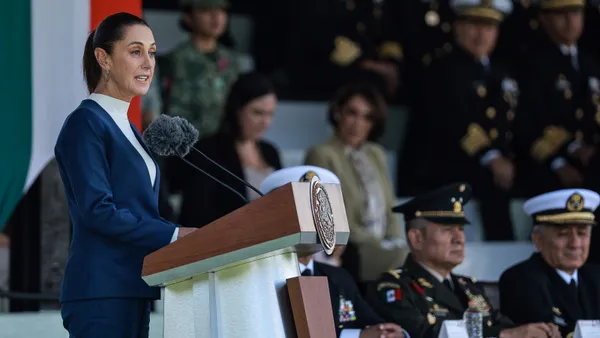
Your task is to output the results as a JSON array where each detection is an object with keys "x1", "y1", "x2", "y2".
[{"x1": 105, "y1": 70, "x2": 110, "y2": 82}]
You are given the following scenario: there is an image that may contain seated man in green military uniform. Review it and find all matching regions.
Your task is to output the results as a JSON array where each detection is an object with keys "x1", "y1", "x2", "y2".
[
  {"x1": 499, "y1": 189, "x2": 600, "y2": 338},
  {"x1": 366, "y1": 183, "x2": 561, "y2": 338},
  {"x1": 260, "y1": 165, "x2": 406, "y2": 338}
]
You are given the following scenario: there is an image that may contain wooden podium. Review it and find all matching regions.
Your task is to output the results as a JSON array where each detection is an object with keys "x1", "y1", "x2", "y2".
[{"x1": 142, "y1": 181, "x2": 350, "y2": 338}]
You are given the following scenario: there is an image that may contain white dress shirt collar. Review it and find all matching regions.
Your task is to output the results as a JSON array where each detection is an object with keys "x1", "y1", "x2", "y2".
[
  {"x1": 559, "y1": 44, "x2": 578, "y2": 56},
  {"x1": 555, "y1": 269, "x2": 578, "y2": 286},
  {"x1": 299, "y1": 259, "x2": 315, "y2": 275},
  {"x1": 419, "y1": 262, "x2": 452, "y2": 285}
]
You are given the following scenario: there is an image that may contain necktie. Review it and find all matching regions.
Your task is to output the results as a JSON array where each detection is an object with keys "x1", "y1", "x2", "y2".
[
  {"x1": 302, "y1": 269, "x2": 312, "y2": 277},
  {"x1": 569, "y1": 279, "x2": 579, "y2": 299},
  {"x1": 443, "y1": 278, "x2": 453, "y2": 291}
]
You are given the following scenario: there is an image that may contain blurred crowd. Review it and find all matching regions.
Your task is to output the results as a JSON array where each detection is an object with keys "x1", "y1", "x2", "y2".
[{"x1": 134, "y1": 0, "x2": 600, "y2": 286}]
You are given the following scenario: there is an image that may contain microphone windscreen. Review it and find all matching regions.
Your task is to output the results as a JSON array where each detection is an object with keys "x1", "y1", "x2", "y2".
[
  {"x1": 171, "y1": 116, "x2": 199, "y2": 157},
  {"x1": 142, "y1": 115, "x2": 185, "y2": 156}
]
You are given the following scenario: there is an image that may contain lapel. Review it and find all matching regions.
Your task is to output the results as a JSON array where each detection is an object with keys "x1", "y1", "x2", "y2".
[
  {"x1": 404, "y1": 256, "x2": 465, "y2": 314},
  {"x1": 534, "y1": 253, "x2": 581, "y2": 320},
  {"x1": 130, "y1": 122, "x2": 159, "y2": 194},
  {"x1": 84, "y1": 99, "x2": 159, "y2": 194}
]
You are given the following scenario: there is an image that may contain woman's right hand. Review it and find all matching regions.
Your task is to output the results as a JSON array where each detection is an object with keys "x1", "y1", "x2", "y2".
[{"x1": 177, "y1": 227, "x2": 197, "y2": 239}]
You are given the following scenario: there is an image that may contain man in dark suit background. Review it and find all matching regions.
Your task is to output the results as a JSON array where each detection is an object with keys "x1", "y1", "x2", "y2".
[
  {"x1": 499, "y1": 189, "x2": 600, "y2": 338},
  {"x1": 259, "y1": 165, "x2": 407, "y2": 338}
]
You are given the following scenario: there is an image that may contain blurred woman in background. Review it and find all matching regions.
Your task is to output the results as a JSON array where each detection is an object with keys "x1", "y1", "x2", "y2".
[
  {"x1": 171, "y1": 71, "x2": 281, "y2": 227},
  {"x1": 305, "y1": 82, "x2": 409, "y2": 284}
]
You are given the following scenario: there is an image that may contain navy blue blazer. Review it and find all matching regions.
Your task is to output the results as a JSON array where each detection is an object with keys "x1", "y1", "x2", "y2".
[{"x1": 55, "y1": 99, "x2": 177, "y2": 302}]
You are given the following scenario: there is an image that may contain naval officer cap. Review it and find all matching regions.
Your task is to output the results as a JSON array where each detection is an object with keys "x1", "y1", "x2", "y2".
[
  {"x1": 179, "y1": 0, "x2": 230, "y2": 10},
  {"x1": 524, "y1": 189, "x2": 600, "y2": 225},
  {"x1": 393, "y1": 183, "x2": 473, "y2": 229},
  {"x1": 259, "y1": 166, "x2": 341, "y2": 194},
  {"x1": 451, "y1": 0, "x2": 513, "y2": 23}
]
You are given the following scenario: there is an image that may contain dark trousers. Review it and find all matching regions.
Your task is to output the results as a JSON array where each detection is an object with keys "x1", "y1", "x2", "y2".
[{"x1": 61, "y1": 298, "x2": 151, "y2": 338}]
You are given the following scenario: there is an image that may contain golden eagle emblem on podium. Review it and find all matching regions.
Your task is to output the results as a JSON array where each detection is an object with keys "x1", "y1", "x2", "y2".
[{"x1": 308, "y1": 174, "x2": 336, "y2": 255}]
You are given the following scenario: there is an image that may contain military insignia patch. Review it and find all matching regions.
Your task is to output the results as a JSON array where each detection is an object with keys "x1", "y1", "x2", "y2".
[
  {"x1": 432, "y1": 304, "x2": 449, "y2": 317},
  {"x1": 300, "y1": 170, "x2": 318, "y2": 182},
  {"x1": 377, "y1": 282, "x2": 401, "y2": 291},
  {"x1": 418, "y1": 278, "x2": 433, "y2": 288},
  {"x1": 338, "y1": 297, "x2": 357, "y2": 323},
  {"x1": 411, "y1": 281, "x2": 426, "y2": 295},
  {"x1": 427, "y1": 312, "x2": 437, "y2": 325},
  {"x1": 387, "y1": 269, "x2": 402, "y2": 279},
  {"x1": 386, "y1": 288, "x2": 402, "y2": 303},
  {"x1": 567, "y1": 193, "x2": 584, "y2": 212},
  {"x1": 453, "y1": 201, "x2": 462, "y2": 213},
  {"x1": 467, "y1": 294, "x2": 491, "y2": 315},
  {"x1": 554, "y1": 316, "x2": 567, "y2": 327}
]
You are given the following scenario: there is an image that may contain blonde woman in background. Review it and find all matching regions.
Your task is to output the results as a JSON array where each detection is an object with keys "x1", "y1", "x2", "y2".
[{"x1": 305, "y1": 83, "x2": 409, "y2": 285}]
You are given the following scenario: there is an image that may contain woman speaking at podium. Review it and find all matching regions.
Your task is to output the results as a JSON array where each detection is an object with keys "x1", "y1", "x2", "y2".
[{"x1": 54, "y1": 13, "x2": 196, "y2": 338}]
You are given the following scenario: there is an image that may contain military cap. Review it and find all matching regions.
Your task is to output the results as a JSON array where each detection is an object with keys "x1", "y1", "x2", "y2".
[
  {"x1": 451, "y1": 0, "x2": 513, "y2": 22},
  {"x1": 524, "y1": 189, "x2": 600, "y2": 225},
  {"x1": 179, "y1": 0, "x2": 230, "y2": 9},
  {"x1": 259, "y1": 165, "x2": 341, "y2": 194},
  {"x1": 392, "y1": 183, "x2": 472, "y2": 227},
  {"x1": 538, "y1": 0, "x2": 584, "y2": 10}
]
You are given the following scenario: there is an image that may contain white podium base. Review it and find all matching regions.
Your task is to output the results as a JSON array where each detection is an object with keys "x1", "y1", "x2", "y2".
[{"x1": 161, "y1": 250, "x2": 300, "y2": 338}]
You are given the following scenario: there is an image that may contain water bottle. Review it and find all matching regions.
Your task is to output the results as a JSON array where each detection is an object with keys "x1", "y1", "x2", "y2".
[{"x1": 464, "y1": 301, "x2": 483, "y2": 338}]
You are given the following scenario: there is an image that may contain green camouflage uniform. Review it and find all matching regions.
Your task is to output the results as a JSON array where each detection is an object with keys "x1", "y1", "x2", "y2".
[{"x1": 166, "y1": 40, "x2": 240, "y2": 137}]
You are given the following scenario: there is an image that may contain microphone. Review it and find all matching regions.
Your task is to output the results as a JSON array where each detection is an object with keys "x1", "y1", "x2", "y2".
[{"x1": 143, "y1": 115, "x2": 264, "y2": 203}]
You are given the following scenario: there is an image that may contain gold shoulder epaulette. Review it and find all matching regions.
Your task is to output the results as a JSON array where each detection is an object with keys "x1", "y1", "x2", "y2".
[{"x1": 387, "y1": 269, "x2": 403, "y2": 279}]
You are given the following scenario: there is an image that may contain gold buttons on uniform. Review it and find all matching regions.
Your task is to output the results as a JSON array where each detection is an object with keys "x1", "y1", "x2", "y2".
[
  {"x1": 490, "y1": 128, "x2": 499, "y2": 140},
  {"x1": 477, "y1": 86, "x2": 487, "y2": 98},
  {"x1": 507, "y1": 110, "x2": 515, "y2": 121},
  {"x1": 576, "y1": 108, "x2": 584, "y2": 120},
  {"x1": 565, "y1": 89, "x2": 573, "y2": 100},
  {"x1": 425, "y1": 10, "x2": 440, "y2": 26},
  {"x1": 487, "y1": 320, "x2": 493, "y2": 327},
  {"x1": 576, "y1": 130, "x2": 584, "y2": 140},
  {"x1": 486, "y1": 107, "x2": 496, "y2": 119},
  {"x1": 441, "y1": 22, "x2": 451, "y2": 33}
]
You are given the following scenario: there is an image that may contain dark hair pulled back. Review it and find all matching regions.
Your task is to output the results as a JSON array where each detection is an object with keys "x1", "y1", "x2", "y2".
[{"x1": 83, "y1": 12, "x2": 149, "y2": 94}]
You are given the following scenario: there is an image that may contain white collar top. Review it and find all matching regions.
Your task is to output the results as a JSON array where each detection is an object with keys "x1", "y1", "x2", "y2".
[
  {"x1": 555, "y1": 269, "x2": 578, "y2": 286},
  {"x1": 88, "y1": 93, "x2": 156, "y2": 187}
]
